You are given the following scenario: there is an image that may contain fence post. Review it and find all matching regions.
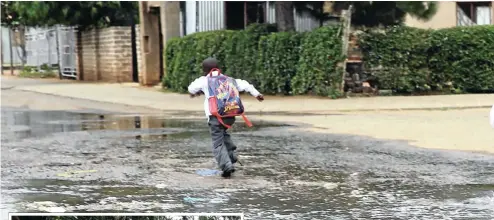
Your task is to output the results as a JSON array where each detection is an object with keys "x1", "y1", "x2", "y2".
[
  {"x1": 9, "y1": 27, "x2": 14, "y2": 75},
  {"x1": 55, "y1": 25, "x2": 62, "y2": 79}
]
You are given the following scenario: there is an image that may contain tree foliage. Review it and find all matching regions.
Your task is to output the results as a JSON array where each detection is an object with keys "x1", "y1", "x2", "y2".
[
  {"x1": 332, "y1": 1, "x2": 438, "y2": 27},
  {"x1": 272, "y1": 1, "x2": 438, "y2": 32},
  {"x1": 1, "y1": 1, "x2": 138, "y2": 30}
]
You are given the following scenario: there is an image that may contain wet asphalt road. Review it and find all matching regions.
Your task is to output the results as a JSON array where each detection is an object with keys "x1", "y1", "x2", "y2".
[{"x1": 2, "y1": 105, "x2": 494, "y2": 220}]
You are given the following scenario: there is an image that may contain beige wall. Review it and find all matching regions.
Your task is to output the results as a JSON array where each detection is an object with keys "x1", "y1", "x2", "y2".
[
  {"x1": 404, "y1": 2, "x2": 457, "y2": 29},
  {"x1": 77, "y1": 27, "x2": 133, "y2": 82}
]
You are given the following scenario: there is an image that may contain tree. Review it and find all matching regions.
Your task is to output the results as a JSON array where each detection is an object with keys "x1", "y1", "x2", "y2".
[
  {"x1": 1, "y1": 1, "x2": 138, "y2": 68},
  {"x1": 332, "y1": 1, "x2": 438, "y2": 27},
  {"x1": 1, "y1": 1, "x2": 138, "y2": 30}
]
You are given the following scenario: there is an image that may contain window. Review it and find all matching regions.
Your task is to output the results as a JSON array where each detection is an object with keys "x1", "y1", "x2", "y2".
[
  {"x1": 225, "y1": 1, "x2": 266, "y2": 30},
  {"x1": 457, "y1": 2, "x2": 492, "y2": 25}
]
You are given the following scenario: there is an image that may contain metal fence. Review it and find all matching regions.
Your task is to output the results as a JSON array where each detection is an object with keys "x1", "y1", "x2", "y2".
[
  {"x1": 1, "y1": 26, "x2": 24, "y2": 65},
  {"x1": 23, "y1": 25, "x2": 77, "y2": 78}
]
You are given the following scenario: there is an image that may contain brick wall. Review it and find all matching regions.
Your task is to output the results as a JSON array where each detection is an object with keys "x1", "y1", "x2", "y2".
[{"x1": 77, "y1": 26, "x2": 133, "y2": 82}]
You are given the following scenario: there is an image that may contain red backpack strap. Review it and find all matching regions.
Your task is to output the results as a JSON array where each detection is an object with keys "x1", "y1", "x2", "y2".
[
  {"x1": 241, "y1": 113, "x2": 253, "y2": 127},
  {"x1": 216, "y1": 115, "x2": 252, "y2": 129},
  {"x1": 208, "y1": 68, "x2": 222, "y2": 76},
  {"x1": 216, "y1": 116, "x2": 232, "y2": 129}
]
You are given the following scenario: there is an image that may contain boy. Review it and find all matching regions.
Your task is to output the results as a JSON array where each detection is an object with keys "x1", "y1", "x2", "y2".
[{"x1": 188, "y1": 57, "x2": 264, "y2": 178}]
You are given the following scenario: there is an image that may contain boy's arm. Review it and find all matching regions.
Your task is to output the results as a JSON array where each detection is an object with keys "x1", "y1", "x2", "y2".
[
  {"x1": 188, "y1": 76, "x2": 205, "y2": 95},
  {"x1": 236, "y1": 79, "x2": 262, "y2": 98}
]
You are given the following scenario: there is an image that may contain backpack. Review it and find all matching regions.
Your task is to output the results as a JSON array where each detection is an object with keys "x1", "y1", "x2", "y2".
[{"x1": 207, "y1": 68, "x2": 253, "y2": 129}]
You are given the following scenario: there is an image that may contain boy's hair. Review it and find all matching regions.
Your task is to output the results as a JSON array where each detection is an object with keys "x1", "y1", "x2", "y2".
[{"x1": 202, "y1": 57, "x2": 219, "y2": 75}]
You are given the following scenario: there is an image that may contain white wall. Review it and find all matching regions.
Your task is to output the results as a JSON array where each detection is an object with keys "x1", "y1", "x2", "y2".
[{"x1": 1, "y1": 26, "x2": 24, "y2": 65}]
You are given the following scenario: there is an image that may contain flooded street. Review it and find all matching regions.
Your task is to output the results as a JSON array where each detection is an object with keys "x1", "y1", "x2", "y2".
[{"x1": 2, "y1": 106, "x2": 494, "y2": 219}]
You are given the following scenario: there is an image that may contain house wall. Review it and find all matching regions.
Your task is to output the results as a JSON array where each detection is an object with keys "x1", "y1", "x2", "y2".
[
  {"x1": 77, "y1": 27, "x2": 133, "y2": 82},
  {"x1": 404, "y1": 2, "x2": 457, "y2": 29},
  {"x1": 265, "y1": 2, "x2": 321, "y2": 32},
  {"x1": 197, "y1": 1, "x2": 225, "y2": 32},
  {"x1": 184, "y1": 1, "x2": 321, "y2": 35}
]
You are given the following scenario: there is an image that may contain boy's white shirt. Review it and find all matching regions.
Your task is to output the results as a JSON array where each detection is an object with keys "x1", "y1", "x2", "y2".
[
  {"x1": 490, "y1": 104, "x2": 494, "y2": 128},
  {"x1": 188, "y1": 70, "x2": 261, "y2": 119}
]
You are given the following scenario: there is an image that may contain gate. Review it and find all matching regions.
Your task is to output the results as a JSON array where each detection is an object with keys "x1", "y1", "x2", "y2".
[
  {"x1": 57, "y1": 26, "x2": 77, "y2": 78},
  {"x1": 24, "y1": 25, "x2": 77, "y2": 79},
  {"x1": 25, "y1": 27, "x2": 58, "y2": 67}
]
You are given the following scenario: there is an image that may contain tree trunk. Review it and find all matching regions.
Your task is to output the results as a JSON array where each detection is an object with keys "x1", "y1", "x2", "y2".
[{"x1": 275, "y1": 1, "x2": 295, "y2": 32}]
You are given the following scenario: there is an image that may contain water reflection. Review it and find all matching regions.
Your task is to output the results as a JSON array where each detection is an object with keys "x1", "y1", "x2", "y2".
[
  {"x1": 1, "y1": 107, "x2": 287, "y2": 142},
  {"x1": 3, "y1": 107, "x2": 493, "y2": 219}
]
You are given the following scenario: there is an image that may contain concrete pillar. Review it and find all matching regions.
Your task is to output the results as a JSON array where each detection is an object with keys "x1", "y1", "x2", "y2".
[
  {"x1": 492, "y1": 1, "x2": 494, "y2": 24},
  {"x1": 160, "y1": 1, "x2": 181, "y2": 80},
  {"x1": 138, "y1": 1, "x2": 161, "y2": 86},
  {"x1": 185, "y1": 1, "x2": 197, "y2": 35}
]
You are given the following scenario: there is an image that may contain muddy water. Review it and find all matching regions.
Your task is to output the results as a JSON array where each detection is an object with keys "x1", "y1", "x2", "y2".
[{"x1": 2, "y1": 107, "x2": 494, "y2": 219}]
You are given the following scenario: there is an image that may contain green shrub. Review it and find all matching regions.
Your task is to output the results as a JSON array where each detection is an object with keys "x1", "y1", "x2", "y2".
[
  {"x1": 359, "y1": 26, "x2": 432, "y2": 93},
  {"x1": 224, "y1": 23, "x2": 277, "y2": 84},
  {"x1": 257, "y1": 31, "x2": 304, "y2": 95},
  {"x1": 164, "y1": 30, "x2": 236, "y2": 92},
  {"x1": 359, "y1": 25, "x2": 494, "y2": 94},
  {"x1": 19, "y1": 65, "x2": 57, "y2": 78},
  {"x1": 291, "y1": 25, "x2": 345, "y2": 97},
  {"x1": 163, "y1": 24, "x2": 276, "y2": 93},
  {"x1": 427, "y1": 25, "x2": 494, "y2": 93}
]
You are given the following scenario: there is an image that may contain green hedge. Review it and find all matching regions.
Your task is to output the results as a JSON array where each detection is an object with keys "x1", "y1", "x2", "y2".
[
  {"x1": 291, "y1": 25, "x2": 345, "y2": 97},
  {"x1": 164, "y1": 24, "x2": 345, "y2": 97},
  {"x1": 257, "y1": 31, "x2": 304, "y2": 95},
  {"x1": 164, "y1": 24, "x2": 277, "y2": 92},
  {"x1": 164, "y1": 30, "x2": 237, "y2": 92},
  {"x1": 359, "y1": 26, "x2": 431, "y2": 93},
  {"x1": 428, "y1": 26, "x2": 494, "y2": 93},
  {"x1": 359, "y1": 25, "x2": 494, "y2": 93},
  {"x1": 224, "y1": 23, "x2": 278, "y2": 83}
]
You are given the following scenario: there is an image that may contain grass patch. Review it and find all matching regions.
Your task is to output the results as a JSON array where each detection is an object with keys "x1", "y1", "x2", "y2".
[{"x1": 19, "y1": 65, "x2": 58, "y2": 78}]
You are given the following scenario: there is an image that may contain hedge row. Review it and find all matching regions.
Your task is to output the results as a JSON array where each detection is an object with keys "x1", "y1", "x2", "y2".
[
  {"x1": 164, "y1": 24, "x2": 345, "y2": 97},
  {"x1": 164, "y1": 24, "x2": 278, "y2": 93},
  {"x1": 359, "y1": 25, "x2": 494, "y2": 93}
]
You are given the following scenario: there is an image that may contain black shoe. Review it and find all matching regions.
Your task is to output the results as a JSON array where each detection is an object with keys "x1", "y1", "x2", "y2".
[
  {"x1": 231, "y1": 154, "x2": 238, "y2": 164},
  {"x1": 221, "y1": 168, "x2": 235, "y2": 178}
]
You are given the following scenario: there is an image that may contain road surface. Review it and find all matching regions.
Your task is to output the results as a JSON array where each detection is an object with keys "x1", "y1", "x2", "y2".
[{"x1": 2, "y1": 77, "x2": 494, "y2": 219}]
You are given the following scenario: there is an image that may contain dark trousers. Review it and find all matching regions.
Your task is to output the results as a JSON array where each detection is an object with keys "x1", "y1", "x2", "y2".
[{"x1": 208, "y1": 116, "x2": 237, "y2": 171}]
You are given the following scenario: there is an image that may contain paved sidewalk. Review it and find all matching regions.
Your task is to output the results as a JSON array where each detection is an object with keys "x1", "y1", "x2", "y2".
[{"x1": 13, "y1": 81, "x2": 494, "y2": 114}]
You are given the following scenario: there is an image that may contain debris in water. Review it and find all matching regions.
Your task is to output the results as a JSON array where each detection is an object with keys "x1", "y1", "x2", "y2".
[
  {"x1": 57, "y1": 169, "x2": 98, "y2": 177},
  {"x1": 41, "y1": 207, "x2": 66, "y2": 213},
  {"x1": 155, "y1": 184, "x2": 167, "y2": 189},
  {"x1": 195, "y1": 169, "x2": 220, "y2": 176},
  {"x1": 183, "y1": 197, "x2": 206, "y2": 203}
]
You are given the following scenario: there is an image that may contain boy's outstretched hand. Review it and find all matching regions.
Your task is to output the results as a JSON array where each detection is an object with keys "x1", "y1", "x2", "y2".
[
  {"x1": 256, "y1": 94, "x2": 264, "y2": 102},
  {"x1": 190, "y1": 91, "x2": 203, "y2": 98}
]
